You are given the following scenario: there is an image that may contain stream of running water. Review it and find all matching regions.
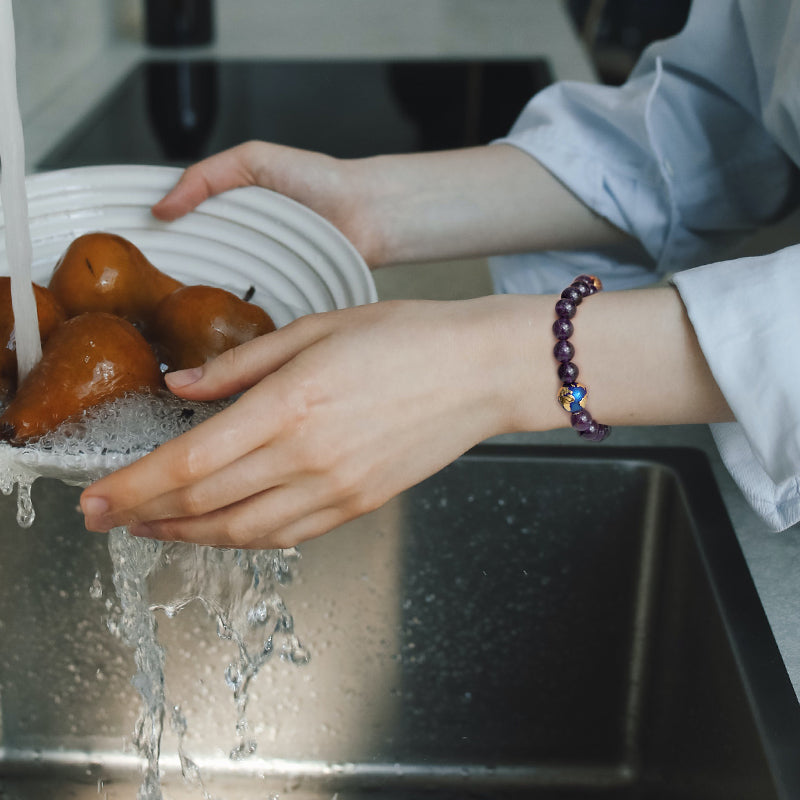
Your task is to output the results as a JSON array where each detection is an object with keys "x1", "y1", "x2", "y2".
[{"x1": 0, "y1": 6, "x2": 308, "y2": 796}]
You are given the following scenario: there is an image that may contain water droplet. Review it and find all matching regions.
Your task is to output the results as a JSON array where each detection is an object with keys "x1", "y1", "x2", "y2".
[
  {"x1": 89, "y1": 571, "x2": 103, "y2": 600},
  {"x1": 16, "y1": 480, "x2": 35, "y2": 528},
  {"x1": 224, "y1": 663, "x2": 243, "y2": 692},
  {"x1": 230, "y1": 739, "x2": 257, "y2": 761}
]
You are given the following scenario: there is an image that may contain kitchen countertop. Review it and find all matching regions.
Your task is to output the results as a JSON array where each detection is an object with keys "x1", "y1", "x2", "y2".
[{"x1": 16, "y1": 0, "x2": 800, "y2": 703}]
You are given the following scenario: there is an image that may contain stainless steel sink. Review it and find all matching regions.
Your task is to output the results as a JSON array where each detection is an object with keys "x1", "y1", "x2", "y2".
[{"x1": 1, "y1": 445, "x2": 799, "y2": 799}]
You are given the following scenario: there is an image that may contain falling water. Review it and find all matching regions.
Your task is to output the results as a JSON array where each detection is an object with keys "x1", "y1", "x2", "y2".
[
  {"x1": 3, "y1": 392, "x2": 310, "y2": 798},
  {"x1": 108, "y1": 528, "x2": 167, "y2": 800},
  {"x1": 0, "y1": 0, "x2": 43, "y2": 382},
  {"x1": 106, "y1": 524, "x2": 306, "y2": 799},
  {"x1": 148, "y1": 541, "x2": 308, "y2": 761},
  {"x1": 0, "y1": 10, "x2": 310, "y2": 796}
]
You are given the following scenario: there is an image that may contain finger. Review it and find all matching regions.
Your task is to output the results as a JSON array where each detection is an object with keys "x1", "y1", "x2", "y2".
[
  {"x1": 165, "y1": 312, "x2": 334, "y2": 402},
  {"x1": 151, "y1": 142, "x2": 265, "y2": 220},
  {"x1": 128, "y1": 487, "x2": 348, "y2": 550},
  {"x1": 81, "y1": 312, "x2": 337, "y2": 530},
  {"x1": 81, "y1": 384, "x2": 288, "y2": 530},
  {"x1": 259, "y1": 506, "x2": 350, "y2": 549},
  {"x1": 107, "y1": 443, "x2": 294, "y2": 525}
]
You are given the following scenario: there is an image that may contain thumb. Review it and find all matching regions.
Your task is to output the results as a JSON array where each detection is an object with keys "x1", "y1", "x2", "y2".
[
  {"x1": 151, "y1": 165, "x2": 216, "y2": 221},
  {"x1": 163, "y1": 315, "x2": 330, "y2": 401},
  {"x1": 151, "y1": 143, "x2": 265, "y2": 221},
  {"x1": 164, "y1": 347, "x2": 265, "y2": 402},
  {"x1": 164, "y1": 365, "x2": 208, "y2": 394}
]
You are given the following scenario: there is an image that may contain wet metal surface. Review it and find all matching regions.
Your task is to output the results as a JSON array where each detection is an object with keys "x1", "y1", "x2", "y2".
[{"x1": 1, "y1": 445, "x2": 799, "y2": 798}]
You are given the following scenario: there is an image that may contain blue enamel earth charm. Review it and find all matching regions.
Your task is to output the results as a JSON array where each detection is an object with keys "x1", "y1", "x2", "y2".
[{"x1": 558, "y1": 382, "x2": 588, "y2": 412}]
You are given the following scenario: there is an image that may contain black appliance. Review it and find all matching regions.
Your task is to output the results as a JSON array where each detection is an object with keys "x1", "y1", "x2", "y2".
[{"x1": 38, "y1": 58, "x2": 552, "y2": 169}]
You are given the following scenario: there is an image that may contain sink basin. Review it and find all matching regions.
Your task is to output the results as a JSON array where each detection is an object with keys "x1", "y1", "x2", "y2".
[{"x1": 0, "y1": 444, "x2": 799, "y2": 798}]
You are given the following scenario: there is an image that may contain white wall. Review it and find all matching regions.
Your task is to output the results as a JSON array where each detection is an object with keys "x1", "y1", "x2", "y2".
[
  {"x1": 115, "y1": 0, "x2": 593, "y2": 78},
  {"x1": 11, "y1": 0, "x2": 116, "y2": 119}
]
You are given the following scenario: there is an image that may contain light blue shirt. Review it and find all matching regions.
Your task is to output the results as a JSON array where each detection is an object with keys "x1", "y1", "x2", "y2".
[{"x1": 492, "y1": 0, "x2": 800, "y2": 530}]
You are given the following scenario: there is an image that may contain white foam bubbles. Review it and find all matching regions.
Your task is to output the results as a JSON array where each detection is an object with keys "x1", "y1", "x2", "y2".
[{"x1": 0, "y1": 392, "x2": 231, "y2": 524}]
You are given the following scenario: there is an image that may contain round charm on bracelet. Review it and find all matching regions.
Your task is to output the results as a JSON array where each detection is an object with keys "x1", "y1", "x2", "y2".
[
  {"x1": 552, "y1": 275, "x2": 611, "y2": 442},
  {"x1": 558, "y1": 383, "x2": 587, "y2": 412}
]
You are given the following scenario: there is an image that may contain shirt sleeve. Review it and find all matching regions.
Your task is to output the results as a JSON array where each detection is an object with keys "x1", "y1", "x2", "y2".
[
  {"x1": 491, "y1": 1, "x2": 800, "y2": 530},
  {"x1": 672, "y1": 248, "x2": 800, "y2": 531},
  {"x1": 495, "y1": 0, "x2": 797, "y2": 277}
]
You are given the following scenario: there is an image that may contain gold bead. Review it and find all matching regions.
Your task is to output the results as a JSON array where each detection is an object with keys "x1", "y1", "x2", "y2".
[{"x1": 558, "y1": 383, "x2": 588, "y2": 412}]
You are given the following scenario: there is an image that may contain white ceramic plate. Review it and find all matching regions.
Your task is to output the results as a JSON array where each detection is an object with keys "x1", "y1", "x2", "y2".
[
  {"x1": 0, "y1": 165, "x2": 377, "y2": 487},
  {"x1": 6, "y1": 164, "x2": 376, "y2": 320}
]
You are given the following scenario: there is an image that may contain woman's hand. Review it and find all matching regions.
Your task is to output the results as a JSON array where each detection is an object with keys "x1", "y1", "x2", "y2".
[
  {"x1": 78, "y1": 286, "x2": 732, "y2": 548},
  {"x1": 79, "y1": 296, "x2": 549, "y2": 549},
  {"x1": 152, "y1": 140, "x2": 386, "y2": 265}
]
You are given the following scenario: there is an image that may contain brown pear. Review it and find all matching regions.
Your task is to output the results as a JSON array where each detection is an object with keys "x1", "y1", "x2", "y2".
[
  {"x1": 48, "y1": 232, "x2": 183, "y2": 327},
  {"x1": 151, "y1": 284, "x2": 276, "y2": 371},
  {"x1": 0, "y1": 277, "x2": 66, "y2": 387},
  {"x1": 0, "y1": 312, "x2": 163, "y2": 445}
]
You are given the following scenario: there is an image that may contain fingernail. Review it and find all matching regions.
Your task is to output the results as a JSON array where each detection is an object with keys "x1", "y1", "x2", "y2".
[
  {"x1": 81, "y1": 496, "x2": 110, "y2": 529},
  {"x1": 166, "y1": 366, "x2": 204, "y2": 389}
]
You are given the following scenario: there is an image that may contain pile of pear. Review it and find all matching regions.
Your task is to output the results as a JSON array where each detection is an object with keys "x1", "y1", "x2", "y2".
[{"x1": 0, "y1": 232, "x2": 275, "y2": 446}]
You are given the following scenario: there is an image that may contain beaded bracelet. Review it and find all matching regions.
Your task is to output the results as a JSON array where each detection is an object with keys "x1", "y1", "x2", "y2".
[{"x1": 552, "y1": 274, "x2": 611, "y2": 442}]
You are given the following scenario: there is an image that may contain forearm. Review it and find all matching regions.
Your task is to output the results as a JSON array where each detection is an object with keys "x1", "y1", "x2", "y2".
[
  {"x1": 79, "y1": 286, "x2": 732, "y2": 545},
  {"x1": 153, "y1": 141, "x2": 630, "y2": 269},
  {"x1": 353, "y1": 144, "x2": 632, "y2": 266},
  {"x1": 489, "y1": 285, "x2": 733, "y2": 435}
]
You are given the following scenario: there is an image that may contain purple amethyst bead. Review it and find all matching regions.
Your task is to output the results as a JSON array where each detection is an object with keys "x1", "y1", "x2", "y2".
[
  {"x1": 558, "y1": 361, "x2": 579, "y2": 382},
  {"x1": 552, "y1": 318, "x2": 573, "y2": 340},
  {"x1": 570, "y1": 410, "x2": 593, "y2": 431},
  {"x1": 578, "y1": 421, "x2": 601, "y2": 441},
  {"x1": 555, "y1": 298, "x2": 577, "y2": 319},
  {"x1": 579, "y1": 422, "x2": 611, "y2": 442},
  {"x1": 553, "y1": 339, "x2": 575, "y2": 362},
  {"x1": 560, "y1": 286, "x2": 582, "y2": 304},
  {"x1": 574, "y1": 274, "x2": 602, "y2": 294},
  {"x1": 571, "y1": 280, "x2": 591, "y2": 298},
  {"x1": 596, "y1": 424, "x2": 611, "y2": 441}
]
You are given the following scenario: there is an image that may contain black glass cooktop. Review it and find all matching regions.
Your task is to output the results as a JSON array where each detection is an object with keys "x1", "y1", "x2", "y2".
[{"x1": 38, "y1": 58, "x2": 552, "y2": 169}]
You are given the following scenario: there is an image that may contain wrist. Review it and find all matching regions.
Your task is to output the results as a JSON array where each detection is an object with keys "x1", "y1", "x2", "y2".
[
  {"x1": 465, "y1": 294, "x2": 567, "y2": 436},
  {"x1": 337, "y1": 157, "x2": 390, "y2": 267},
  {"x1": 466, "y1": 284, "x2": 733, "y2": 442}
]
